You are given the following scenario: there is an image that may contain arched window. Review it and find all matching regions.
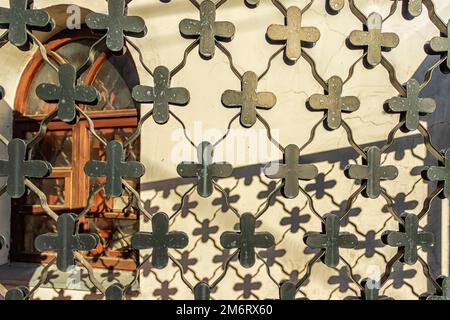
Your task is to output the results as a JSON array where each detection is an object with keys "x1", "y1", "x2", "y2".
[{"x1": 11, "y1": 29, "x2": 140, "y2": 271}]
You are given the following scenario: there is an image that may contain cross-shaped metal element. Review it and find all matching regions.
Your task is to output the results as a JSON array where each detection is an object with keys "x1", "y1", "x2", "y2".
[
  {"x1": 85, "y1": 0, "x2": 146, "y2": 52},
  {"x1": 0, "y1": 138, "x2": 51, "y2": 198},
  {"x1": 264, "y1": 144, "x2": 319, "y2": 199},
  {"x1": 406, "y1": 0, "x2": 423, "y2": 17},
  {"x1": 387, "y1": 79, "x2": 436, "y2": 131},
  {"x1": 84, "y1": 140, "x2": 145, "y2": 197},
  {"x1": 346, "y1": 146, "x2": 398, "y2": 199},
  {"x1": 222, "y1": 71, "x2": 276, "y2": 128},
  {"x1": 329, "y1": 0, "x2": 344, "y2": 12},
  {"x1": 362, "y1": 280, "x2": 393, "y2": 300},
  {"x1": 131, "y1": 212, "x2": 188, "y2": 269},
  {"x1": 309, "y1": 76, "x2": 360, "y2": 130},
  {"x1": 132, "y1": 65, "x2": 190, "y2": 124},
  {"x1": 349, "y1": 12, "x2": 399, "y2": 67},
  {"x1": 179, "y1": 0, "x2": 235, "y2": 59},
  {"x1": 194, "y1": 281, "x2": 211, "y2": 300},
  {"x1": 0, "y1": 0, "x2": 52, "y2": 47},
  {"x1": 36, "y1": 64, "x2": 99, "y2": 123},
  {"x1": 304, "y1": 213, "x2": 357, "y2": 268},
  {"x1": 177, "y1": 141, "x2": 233, "y2": 198},
  {"x1": 426, "y1": 149, "x2": 450, "y2": 199},
  {"x1": 34, "y1": 213, "x2": 100, "y2": 272},
  {"x1": 430, "y1": 21, "x2": 450, "y2": 70},
  {"x1": 267, "y1": 6, "x2": 321, "y2": 62},
  {"x1": 427, "y1": 277, "x2": 450, "y2": 300},
  {"x1": 220, "y1": 213, "x2": 275, "y2": 268},
  {"x1": 5, "y1": 287, "x2": 29, "y2": 300},
  {"x1": 105, "y1": 283, "x2": 124, "y2": 300},
  {"x1": 383, "y1": 213, "x2": 434, "y2": 265}
]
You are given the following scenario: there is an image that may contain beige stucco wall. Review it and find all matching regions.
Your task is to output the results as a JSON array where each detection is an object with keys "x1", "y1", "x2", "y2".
[{"x1": 0, "y1": 0, "x2": 449, "y2": 300}]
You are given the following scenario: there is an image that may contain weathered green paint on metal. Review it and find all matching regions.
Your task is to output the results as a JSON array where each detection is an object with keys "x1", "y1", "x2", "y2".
[
  {"x1": 346, "y1": 146, "x2": 398, "y2": 199},
  {"x1": 131, "y1": 212, "x2": 188, "y2": 269},
  {"x1": 363, "y1": 281, "x2": 393, "y2": 300},
  {"x1": 349, "y1": 12, "x2": 399, "y2": 66},
  {"x1": 264, "y1": 144, "x2": 318, "y2": 199},
  {"x1": 387, "y1": 79, "x2": 436, "y2": 131},
  {"x1": 267, "y1": 6, "x2": 320, "y2": 62},
  {"x1": 430, "y1": 21, "x2": 450, "y2": 69},
  {"x1": 383, "y1": 213, "x2": 434, "y2": 265},
  {"x1": 34, "y1": 213, "x2": 100, "y2": 272},
  {"x1": 132, "y1": 65, "x2": 190, "y2": 124},
  {"x1": 426, "y1": 149, "x2": 450, "y2": 198},
  {"x1": 84, "y1": 140, "x2": 145, "y2": 197},
  {"x1": 177, "y1": 141, "x2": 233, "y2": 198},
  {"x1": 5, "y1": 287, "x2": 29, "y2": 300},
  {"x1": 309, "y1": 76, "x2": 360, "y2": 130},
  {"x1": 222, "y1": 71, "x2": 276, "y2": 128},
  {"x1": 86, "y1": 0, "x2": 146, "y2": 52},
  {"x1": 105, "y1": 283, "x2": 125, "y2": 300},
  {"x1": 220, "y1": 213, "x2": 274, "y2": 268},
  {"x1": 427, "y1": 277, "x2": 450, "y2": 300},
  {"x1": 179, "y1": 0, "x2": 235, "y2": 59},
  {"x1": 36, "y1": 64, "x2": 99, "y2": 123},
  {"x1": 305, "y1": 213, "x2": 357, "y2": 268},
  {"x1": 194, "y1": 282, "x2": 211, "y2": 300},
  {"x1": 0, "y1": 0, "x2": 53, "y2": 47},
  {"x1": 407, "y1": 0, "x2": 423, "y2": 17},
  {"x1": 0, "y1": 138, "x2": 51, "y2": 198}
]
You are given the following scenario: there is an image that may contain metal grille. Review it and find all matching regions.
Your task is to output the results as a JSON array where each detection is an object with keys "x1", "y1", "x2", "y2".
[{"x1": 0, "y1": 0, "x2": 449, "y2": 300}]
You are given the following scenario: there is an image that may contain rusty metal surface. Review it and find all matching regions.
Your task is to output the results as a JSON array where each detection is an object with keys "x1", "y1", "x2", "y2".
[{"x1": 0, "y1": 0, "x2": 448, "y2": 300}]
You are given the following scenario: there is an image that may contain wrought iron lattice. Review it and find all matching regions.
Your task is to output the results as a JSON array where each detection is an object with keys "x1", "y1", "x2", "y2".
[{"x1": 0, "y1": 0, "x2": 449, "y2": 300}]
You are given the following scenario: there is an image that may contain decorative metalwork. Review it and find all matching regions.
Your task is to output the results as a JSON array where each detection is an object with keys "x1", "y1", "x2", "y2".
[
  {"x1": 304, "y1": 214, "x2": 357, "y2": 268},
  {"x1": 382, "y1": 213, "x2": 434, "y2": 265},
  {"x1": 105, "y1": 283, "x2": 125, "y2": 301},
  {"x1": 131, "y1": 212, "x2": 188, "y2": 269},
  {"x1": 5, "y1": 287, "x2": 29, "y2": 300},
  {"x1": 132, "y1": 65, "x2": 190, "y2": 125},
  {"x1": 430, "y1": 21, "x2": 450, "y2": 69},
  {"x1": 362, "y1": 281, "x2": 393, "y2": 300},
  {"x1": 36, "y1": 64, "x2": 99, "y2": 123},
  {"x1": 329, "y1": 0, "x2": 345, "y2": 12},
  {"x1": 179, "y1": 0, "x2": 235, "y2": 59},
  {"x1": 222, "y1": 71, "x2": 276, "y2": 128},
  {"x1": 407, "y1": 0, "x2": 424, "y2": 17},
  {"x1": 84, "y1": 140, "x2": 145, "y2": 197},
  {"x1": 85, "y1": 0, "x2": 146, "y2": 52},
  {"x1": 177, "y1": 141, "x2": 233, "y2": 198},
  {"x1": 427, "y1": 277, "x2": 450, "y2": 300},
  {"x1": 349, "y1": 12, "x2": 400, "y2": 67},
  {"x1": 426, "y1": 149, "x2": 450, "y2": 198},
  {"x1": 34, "y1": 213, "x2": 100, "y2": 272},
  {"x1": 194, "y1": 282, "x2": 211, "y2": 300},
  {"x1": 387, "y1": 79, "x2": 436, "y2": 131},
  {"x1": 220, "y1": 213, "x2": 275, "y2": 268},
  {"x1": 346, "y1": 146, "x2": 398, "y2": 199},
  {"x1": 264, "y1": 144, "x2": 318, "y2": 199},
  {"x1": 0, "y1": 138, "x2": 51, "y2": 198},
  {"x1": 0, "y1": 0, "x2": 53, "y2": 47},
  {"x1": 309, "y1": 76, "x2": 360, "y2": 130},
  {"x1": 267, "y1": 6, "x2": 320, "y2": 62}
]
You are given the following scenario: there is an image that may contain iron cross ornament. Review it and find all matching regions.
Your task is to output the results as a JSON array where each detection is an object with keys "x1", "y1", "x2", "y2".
[
  {"x1": 309, "y1": 76, "x2": 360, "y2": 130},
  {"x1": 222, "y1": 71, "x2": 276, "y2": 128},
  {"x1": 264, "y1": 144, "x2": 318, "y2": 199},
  {"x1": 387, "y1": 79, "x2": 436, "y2": 131},
  {"x1": 0, "y1": 0, "x2": 53, "y2": 47},
  {"x1": 349, "y1": 12, "x2": 399, "y2": 67},
  {"x1": 346, "y1": 146, "x2": 398, "y2": 199},
  {"x1": 177, "y1": 141, "x2": 233, "y2": 198},
  {"x1": 426, "y1": 149, "x2": 450, "y2": 199},
  {"x1": 179, "y1": 0, "x2": 235, "y2": 59},
  {"x1": 34, "y1": 213, "x2": 100, "y2": 272},
  {"x1": 304, "y1": 213, "x2": 358, "y2": 268},
  {"x1": 131, "y1": 212, "x2": 188, "y2": 269},
  {"x1": 430, "y1": 20, "x2": 450, "y2": 69},
  {"x1": 0, "y1": 138, "x2": 51, "y2": 198},
  {"x1": 267, "y1": 6, "x2": 320, "y2": 62},
  {"x1": 84, "y1": 140, "x2": 145, "y2": 197},
  {"x1": 86, "y1": 0, "x2": 146, "y2": 52},
  {"x1": 36, "y1": 64, "x2": 99, "y2": 123},
  {"x1": 220, "y1": 213, "x2": 275, "y2": 268},
  {"x1": 132, "y1": 65, "x2": 190, "y2": 124}
]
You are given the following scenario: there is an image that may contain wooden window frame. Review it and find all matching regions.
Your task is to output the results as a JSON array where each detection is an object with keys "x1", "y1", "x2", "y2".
[{"x1": 11, "y1": 29, "x2": 140, "y2": 271}]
